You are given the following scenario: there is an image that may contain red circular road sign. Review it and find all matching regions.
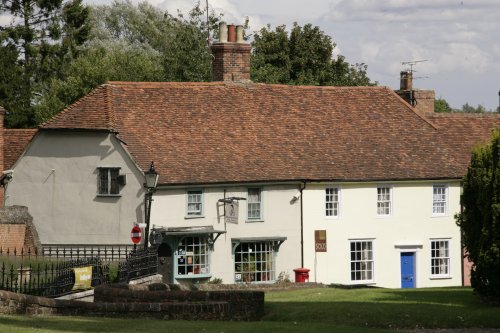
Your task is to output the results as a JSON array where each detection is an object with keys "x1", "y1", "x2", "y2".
[{"x1": 131, "y1": 225, "x2": 142, "y2": 244}]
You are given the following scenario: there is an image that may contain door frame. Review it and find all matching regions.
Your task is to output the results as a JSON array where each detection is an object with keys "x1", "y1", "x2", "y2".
[{"x1": 395, "y1": 244, "x2": 422, "y2": 288}]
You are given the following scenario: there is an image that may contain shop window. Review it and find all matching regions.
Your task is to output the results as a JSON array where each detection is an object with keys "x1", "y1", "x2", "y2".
[
  {"x1": 175, "y1": 236, "x2": 210, "y2": 277},
  {"x1": 234, "y1": 242, "x2": 275, "y2": 283}
]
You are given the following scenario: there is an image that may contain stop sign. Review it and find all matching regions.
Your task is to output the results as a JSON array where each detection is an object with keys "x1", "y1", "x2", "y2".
[{"x1": 131, "y1": 225, "x2": 142, "y2": 244}]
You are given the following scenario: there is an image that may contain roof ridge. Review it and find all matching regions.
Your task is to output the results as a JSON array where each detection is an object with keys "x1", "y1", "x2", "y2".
[
  {"x1": 41, "y1": 84, "x2": 109, "y2": 128},
  {"x1": 103, "y1": 84, "x2": 114, "y2": 129}
]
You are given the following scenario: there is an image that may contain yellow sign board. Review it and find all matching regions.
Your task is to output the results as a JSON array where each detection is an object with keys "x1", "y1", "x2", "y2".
[{"x1": 72, "y1": 266, "x2": 93, "y2": 290}]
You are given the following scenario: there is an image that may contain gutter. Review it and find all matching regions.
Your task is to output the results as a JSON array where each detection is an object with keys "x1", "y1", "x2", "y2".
[{"x1": 299, "y1": 181, "x2": 306, "y2": 268}]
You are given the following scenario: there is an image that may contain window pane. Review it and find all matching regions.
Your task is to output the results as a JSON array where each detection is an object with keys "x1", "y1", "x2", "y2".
[
  {"x1": 187, "y1": 191, "x2": 203, "y2": 215},
  {"x1": 247, "y1": 188, "x2": 262, "y2": 219},
  {"x1": 326, "y1": 187, "x2": 339, "y2": 217},
  {"x1": 350, "y1": 240, "x2": 374, "y2": 282},
  {"x1": 430, "y1": 240, "x2": 450, "y2": 277},
  {"x1": 234, "y1": 241, "x2": 275, "y2": 283}
]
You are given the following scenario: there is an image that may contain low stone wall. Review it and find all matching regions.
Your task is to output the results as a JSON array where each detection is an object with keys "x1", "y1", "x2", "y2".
[
  {"x1": 0, "y1": 284, "x2": 264, "y2": 321},
  {"x1": 94, "y1": 283, "x2": 264, "y2": 321}
]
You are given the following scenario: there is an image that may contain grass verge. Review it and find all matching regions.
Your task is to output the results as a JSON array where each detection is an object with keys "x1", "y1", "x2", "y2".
[{"x1": 0, "y1": 286, "x2": 499, "y2": 332}]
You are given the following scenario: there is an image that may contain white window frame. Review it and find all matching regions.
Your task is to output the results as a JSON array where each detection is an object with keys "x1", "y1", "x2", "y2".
[
  {"x1": 247, "y1": 188, "x2": 263, "y2": 221},
  {"x1": 174, "y1": 236, "x2": 211, "y2": 278},
  {"x1": 430, "y1": 239, "x2": 451, "y2": 278},
  {"x1": 432, "y1": 184, "x2": 448, "y2": 216},
  {"x1": 349, "y1": 239, "x2": 375, "y2": 284},
  {"x1": 234, "y1": 241, "x2": 275, "y2": 283},
  {"x1": 186, "y1": 189, "x2": 204, "y2": 218},
  {"x1": 376, "y1": 186, "x2": 392, "y2": 217},
  {"x1": 97, "y1": 167, "x2": 121, "y2": 196},
  {"x1": 325, "y1": 186, "x2": 341, "y2": 218}
]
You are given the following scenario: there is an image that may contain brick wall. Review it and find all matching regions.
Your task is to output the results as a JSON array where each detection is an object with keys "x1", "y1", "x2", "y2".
[
  {"x1": 395, "y1": 89, "x2": 435, "y2": 113},
  {"x1": 0, "y1": 206, "x2": 41, "y2": 252},
  {"x1": 211, "y1": 43, "x2": 251, "y2": 82},
  {"x1": 0, "y1": 285, "x2": 264, "y2": 321}
]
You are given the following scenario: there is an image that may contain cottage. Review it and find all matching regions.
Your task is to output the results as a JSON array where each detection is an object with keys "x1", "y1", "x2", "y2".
[{"x1": 3, "y1": 24, "x2": 499, "y2": 288}]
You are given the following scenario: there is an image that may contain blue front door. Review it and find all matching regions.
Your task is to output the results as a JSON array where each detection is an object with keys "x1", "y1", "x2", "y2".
[{"x1": 400, "y1": 252, "x2": 415, "y2": 288}]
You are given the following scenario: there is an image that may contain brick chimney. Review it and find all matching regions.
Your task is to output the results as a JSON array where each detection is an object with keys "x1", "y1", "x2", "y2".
[
  {"x1": 211, "y1": 22, "x2": 251, "y2": 82},
  {"x1": 396, "y1": 71, "x2": 435, "y2": 113}
]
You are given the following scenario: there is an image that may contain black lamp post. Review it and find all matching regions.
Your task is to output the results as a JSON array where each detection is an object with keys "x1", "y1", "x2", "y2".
[{"x1": 144, "y1": 161, "x2": 159, "y2": 250}]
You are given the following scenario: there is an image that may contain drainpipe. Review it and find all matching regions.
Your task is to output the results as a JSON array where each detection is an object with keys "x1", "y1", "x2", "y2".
[{"x1": 299, "y1": 181, "x2": 306, "y2": 268}]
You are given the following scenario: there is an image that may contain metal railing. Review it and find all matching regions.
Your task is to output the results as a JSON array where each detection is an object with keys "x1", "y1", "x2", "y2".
[
  {"x1": 0, "y1": 257, "x2": 109, "y2": 297},
  {"x1": 42, "y1": 244, "x2": 135, "y2": 262},
  {"x1": 118, "y1": 247, "x2": 158, "y2": 283}
]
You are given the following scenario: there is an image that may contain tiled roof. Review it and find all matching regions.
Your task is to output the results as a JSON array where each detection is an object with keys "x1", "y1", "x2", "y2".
[
  {"x1": 42, "y1": 82, "x2": 500, "y2": 185},
  {"x1": 4, "y1": 129, "x2": 37, "y2": 169},
  {"x1": 426, "y1": 113, "x2": 500, "y2": 175}
]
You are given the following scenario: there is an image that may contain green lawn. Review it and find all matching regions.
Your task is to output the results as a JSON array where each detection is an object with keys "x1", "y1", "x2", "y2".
[{"x1": 1, "y1": 286, "x2": 499, "y2": 333}]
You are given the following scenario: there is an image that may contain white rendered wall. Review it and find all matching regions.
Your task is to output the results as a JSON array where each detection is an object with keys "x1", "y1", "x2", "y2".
[
  {"x1": 150, "y1": 185, "x2": 302, "y2": 284},
  {"x1": 5, "y1": 131, "x2": 145, "y2": 244},
  {"x1": 303, "y1": 182, "x2": 462, "y2": 288}
]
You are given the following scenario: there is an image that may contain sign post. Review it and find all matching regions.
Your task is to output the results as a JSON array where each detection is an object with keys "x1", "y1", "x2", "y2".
[{"x1": 131, "y1": 225, "x2": 142, "y2": 250}]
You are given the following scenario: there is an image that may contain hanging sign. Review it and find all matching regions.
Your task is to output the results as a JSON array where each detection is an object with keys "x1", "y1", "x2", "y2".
[{"x1": 225, "y1": 201, "x2": 239, "y2": 224}]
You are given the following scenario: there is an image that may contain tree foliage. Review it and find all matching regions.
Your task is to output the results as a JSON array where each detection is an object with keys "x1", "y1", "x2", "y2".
[
  {"x1": 0, "y1": 0, "x2": 90, "y2": 127},
  {"x1": 251, "y1": 23, "x2": 374, "y2": 86},
  {"x1": 434, "y1": 98, "x2": 452, "y2": 113},
  {"x1": 33, "y1": 0, "x2": 221, "y2": 124},
  {"x1": 456, "y1": 129, "x2": 500, "y2": 300}
]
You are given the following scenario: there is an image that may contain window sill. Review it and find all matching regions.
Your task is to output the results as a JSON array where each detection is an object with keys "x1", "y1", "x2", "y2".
[
  {"x1": 430, "y1": 276, "x2": 451, "y2": 280},
  {"x1": 175, "y1": 273, "x2": 211, "y2": 279},
  {"x1": 325, "y1": 216, "x2": 341, "y2": 220},
  {"x1": 349, "y1": 281, "x2": 376, "y2": 285},
  {"x1": 184, "y1": 215, "x2": 205, "y2": 219},
  {"x1": 96, "y1": 194, "x2": 121, "y2": 198},
  {"x1": 431, "y1": 214, "x2": 448, "y2": 218},
  {"x1": 246, "y1": 219, "x2": 264, "y2": 223}
]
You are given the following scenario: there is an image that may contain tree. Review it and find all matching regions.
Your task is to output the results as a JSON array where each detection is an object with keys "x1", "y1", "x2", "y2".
[
  {"x1": 34, "y1": 0, "x2": 222, "y2": 124},
  {"x1": 456, "y1": 129, "x2": 500, "y2": 300},
  {"x1": 461, "y1": 102, "x2": 486, "y2": 113},
  {"x1": 251, "y1": 23, "x2": 374, "y2": 86},
  {"x1": 0, "y1": 0, "x2": 90, "y2": 127},
  {"x1": 434, "y1": 98, "x2": 452, "y2": 113}
]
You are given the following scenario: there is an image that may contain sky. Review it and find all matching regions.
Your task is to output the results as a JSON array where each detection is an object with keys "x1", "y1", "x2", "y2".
[{"x1": 3, "y1": 0, "x2": 499, "y2": 110}]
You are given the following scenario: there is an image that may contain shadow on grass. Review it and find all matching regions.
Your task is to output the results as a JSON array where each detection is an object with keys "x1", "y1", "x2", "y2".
[
  {"x1": 264, "y1": 288, "x2": 500, "y2": 330},
  {"x1": 0, "y1": 315, "x2": 394, "y2": 333}
]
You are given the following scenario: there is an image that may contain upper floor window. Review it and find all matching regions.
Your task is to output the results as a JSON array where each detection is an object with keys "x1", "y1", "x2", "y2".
[
  {"x1": 186, "y1": 190, "x2": 203, "y2": 217},
  {"x1": 432, "y1": 185, "x2": 448, "y2": 216},
  {"x1": 350, "y1": 240, "x2": 374, "y2": 283},
  {"x1": 325, "y1": 187, "x2": 340, "y2": 217},
  {"x1": 431, "y1": 240, "x2": 450, "y2": 278},
  {"x1": 377, "y1": 186, "x2": 392, "y2": 216},
  {"x1": 247, "y1": 188, "x2": 262, "y2": 220},
  {"x1": 98, "y1": 167, "x2": 120, "y2": 195}
]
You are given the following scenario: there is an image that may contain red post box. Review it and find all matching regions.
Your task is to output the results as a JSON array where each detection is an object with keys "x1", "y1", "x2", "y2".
[{"x1": 293, "y1": 268, "x2": 310, "y2": 283}]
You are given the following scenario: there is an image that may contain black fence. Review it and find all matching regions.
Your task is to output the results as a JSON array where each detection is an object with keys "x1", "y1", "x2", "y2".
[
  {"x1": 0, "y1": 244, "x2": 135, "y2": 262},
  {"x1": 118, "y1": 247, "x2": 158, "y2": 283},
  {"x1": 42, "y1": 244, "x2": 135, "y2": 262},
  {"x1": 0, "y1": 257, "x2": 109, "y2": 297}
]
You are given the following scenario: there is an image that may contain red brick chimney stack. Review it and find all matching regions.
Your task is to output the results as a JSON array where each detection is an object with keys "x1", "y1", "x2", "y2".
[
  {"x1": 211, "y1": 22, "x2": 251, "y2": 82},
  {"x1": 396, "y1": 71, "x2": 435, "y2": 113}
]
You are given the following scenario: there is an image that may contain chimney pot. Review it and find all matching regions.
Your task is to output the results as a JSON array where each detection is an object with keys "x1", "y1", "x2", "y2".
[
  {"x1": 227, "y1": 24, "x2": 236, "y2": 43},
  {"x1": 400, "y1": 71, "x2": 413, "y2": 91},
  {"x1": 236, "y1": 25, "x2": 244, "y2": 43},
  {"x1": 218, "y1": 22, "x2": 227, "y2": 43}
]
